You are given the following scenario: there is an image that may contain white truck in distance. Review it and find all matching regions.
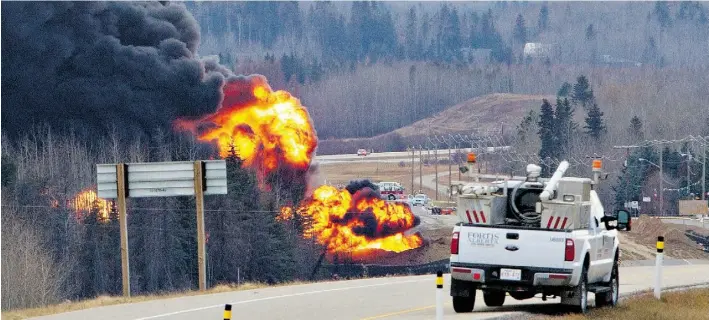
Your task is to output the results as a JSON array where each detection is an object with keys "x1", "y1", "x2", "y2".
[{"x1": 449, "y1": 160, "x2": 629, "y2": 314}]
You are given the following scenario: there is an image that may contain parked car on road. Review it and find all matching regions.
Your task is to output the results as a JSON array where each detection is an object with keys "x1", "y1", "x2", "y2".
[{"x1": 411, "y1": 193, "x2": 430, "y2": 206}]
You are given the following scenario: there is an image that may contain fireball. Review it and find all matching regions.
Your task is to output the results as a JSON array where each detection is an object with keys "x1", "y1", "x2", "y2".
[
  {"x1": 175, "y1": 75, "x2": 317, "y2": 186},
  {"x1": 284, "y1": 185, "x2": 424, "y2": 254}
]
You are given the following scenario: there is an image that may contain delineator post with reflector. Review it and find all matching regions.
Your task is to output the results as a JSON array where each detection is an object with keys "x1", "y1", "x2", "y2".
[
  {"x1": 223, "y1": 304, "x2": 232, "y2": 320},
  {"x1": 436, "y1": 270, "x2": 443, "y2": 320},
  {"x1": 654, "y1": 236, "x2": 664, "y2": 299}
]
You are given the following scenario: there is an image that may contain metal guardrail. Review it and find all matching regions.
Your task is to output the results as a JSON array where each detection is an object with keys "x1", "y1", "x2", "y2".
[{"x1": 320, "y1": 259, "x2": 450, "y2": 279}]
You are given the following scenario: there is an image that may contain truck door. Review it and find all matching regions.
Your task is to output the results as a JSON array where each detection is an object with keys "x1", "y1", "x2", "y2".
[{"x1": 587, "y1": 215, "x2": 604, "y2": 283}]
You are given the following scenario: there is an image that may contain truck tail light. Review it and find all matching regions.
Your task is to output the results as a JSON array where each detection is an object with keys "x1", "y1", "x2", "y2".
[
  {"x1": 564, "y1": 239, "x2": 575, "y2": 261},
  {"x1": 451, "y1": 232, "x2": 460, "y2": 254}
]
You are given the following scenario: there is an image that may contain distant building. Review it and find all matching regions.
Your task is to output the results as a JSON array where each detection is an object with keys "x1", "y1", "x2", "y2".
[{"x1": 523, "y1": 43, "x2": 555, "y2": 59}]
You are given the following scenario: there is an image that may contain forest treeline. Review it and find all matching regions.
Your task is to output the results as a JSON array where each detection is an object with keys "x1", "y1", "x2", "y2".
[
  {"x1": 1, "y1": 128, "x2": 325, "y2": 310},
  {"x1": 187, "y1": 2, "x2": 709, "y2": 139}
]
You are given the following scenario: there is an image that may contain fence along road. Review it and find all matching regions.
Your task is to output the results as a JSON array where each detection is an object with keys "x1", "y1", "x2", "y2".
[{"x1": 30, "y1": 263, "x2": 709, "y2": 320}]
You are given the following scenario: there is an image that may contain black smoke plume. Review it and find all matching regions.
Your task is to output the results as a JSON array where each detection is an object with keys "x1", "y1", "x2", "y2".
[
  {"x1": 345, "y1": 179, "x2": 380, "y2": 195},
  {"x1": 1, "y1": 1, "x2": 227, "y2": 139}
]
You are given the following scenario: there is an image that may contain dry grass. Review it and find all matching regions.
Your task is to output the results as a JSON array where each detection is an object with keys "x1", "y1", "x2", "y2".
[
  {"x1": 534, "y1": 288, "x2": 709, "y2": 320},
  {"x1": 0, "y1": 281, "x2": 309, "y2": 320}
]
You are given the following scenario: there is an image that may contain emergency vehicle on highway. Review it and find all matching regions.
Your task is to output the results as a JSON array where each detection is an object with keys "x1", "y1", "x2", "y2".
[{"x1": 377, "y1": 182, "x2": 405, "y2": 200}]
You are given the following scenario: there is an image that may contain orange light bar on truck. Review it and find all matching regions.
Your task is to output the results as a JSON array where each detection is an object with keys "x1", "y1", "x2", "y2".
[
  {"x1": 592, "y1": 159, "x2": 602, "y2": 171},
  {"x1": 467, "y1": 153, "x2": 477, "y2": 163}
]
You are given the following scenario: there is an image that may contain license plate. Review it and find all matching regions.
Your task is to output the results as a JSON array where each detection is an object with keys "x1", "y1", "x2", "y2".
[{"x1": 500, "y1": 268, "x2": 521, "y2": 281}]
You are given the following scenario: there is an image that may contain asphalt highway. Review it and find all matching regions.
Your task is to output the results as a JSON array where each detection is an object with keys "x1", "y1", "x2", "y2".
[{"x1": 32, "y1": 264, "x2": 709, "y2": 320}]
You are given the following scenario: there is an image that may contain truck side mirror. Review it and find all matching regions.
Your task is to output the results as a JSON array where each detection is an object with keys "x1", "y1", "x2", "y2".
[
  {"x1": 600, "y1": 215, "x2": 617, "y2": 231},
  {"x1": 615, "y1": 209, "x2": 631, "y2": 231}
]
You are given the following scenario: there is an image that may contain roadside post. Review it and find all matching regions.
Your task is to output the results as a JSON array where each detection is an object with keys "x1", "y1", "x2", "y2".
[
  {"x1": 97, "y1": 160, "x2": 227, "y2": 296},
  {"x1": 436, "y1": 270, "x2": 443, "y2": 320},
  {"x1": 223, "y1": 304, "x2": 232, "y2": 320},
  {"x1": 654, "y1": 236, "x2": 664, "y2": 299}
]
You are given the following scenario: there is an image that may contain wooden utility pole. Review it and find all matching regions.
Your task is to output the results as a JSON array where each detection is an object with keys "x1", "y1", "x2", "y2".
[
  {"x1": 457, "y1": 145, "x2": 461, "y2": 181},
  {"x1": 703, "y1": 140, "x2": 707, "y2": 200},
  {"x1": 448, "y1": 147, "x2": 452, "y2": 201},
  {"x1": 194, "y1": 161, "x2": 207, "y2": 291},
  {"x1": 434, "y1": 148, "x2": 439, "y2": 200},
  {"x1": 116, "y1": 163, "x2": 130, "y2": 297},
  {"x1": 419, "y1": 147, "x2": 423, "y2": 193},
  {"x1": 410, "y1": 147, "x2": 415, "y2": 195}
]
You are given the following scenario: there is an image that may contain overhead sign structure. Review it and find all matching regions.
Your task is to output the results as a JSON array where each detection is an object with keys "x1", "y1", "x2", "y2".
[{"x1": 96, "y1": 160, "x2": 227, "y2": 297}]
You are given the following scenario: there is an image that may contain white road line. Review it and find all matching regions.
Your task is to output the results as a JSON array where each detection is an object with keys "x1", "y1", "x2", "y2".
[{"x1": 134, "y1": 278, "x2": 429, "y2": 320}]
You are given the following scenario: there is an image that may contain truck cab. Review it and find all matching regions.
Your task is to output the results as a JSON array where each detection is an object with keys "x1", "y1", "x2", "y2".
[{"x1": 449, "y1": 160, "x2": 627, "y2": 314}]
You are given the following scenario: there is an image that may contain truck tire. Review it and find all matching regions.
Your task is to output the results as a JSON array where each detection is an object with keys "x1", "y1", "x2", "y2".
[
  {"x1": 388, "y1": 194, "x2": 396, "y2": 200},
  {"x1": 571, "y1": 263, "x2": 590, "y2": 314},
  {"x1": 596, "y1": 259, "x2": 619, "y2": 308},
  {"x1": 453, "y1": 295, "x2": 476, "y2": 313},
  {"x1": 483, "y1": 290, "x2": 506, "y2": 307}
]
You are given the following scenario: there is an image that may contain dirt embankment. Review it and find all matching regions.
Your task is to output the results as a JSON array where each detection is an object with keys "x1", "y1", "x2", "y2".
[
  {"x1": 621, "y1": 215, "x2": 709, "y2": 261},
  {"x1": 317, "y1": 93, "x2": 552, "y2": 155}
]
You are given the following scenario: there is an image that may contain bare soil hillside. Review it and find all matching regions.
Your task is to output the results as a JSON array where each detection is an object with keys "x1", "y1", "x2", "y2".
[
  {"x1": 393, "y1": 93, "x2": 553, "y2": 139},
  {"x1": 316, "y1": 93, "x2": 553, "y2": 155}
]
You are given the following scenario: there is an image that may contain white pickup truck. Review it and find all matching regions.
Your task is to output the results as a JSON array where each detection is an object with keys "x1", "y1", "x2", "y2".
[{"x1": 449, "y1": 161, "x2": 629, "y2": 314}]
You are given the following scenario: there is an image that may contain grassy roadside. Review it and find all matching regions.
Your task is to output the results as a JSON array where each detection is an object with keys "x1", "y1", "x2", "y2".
[
  {"x1": 1, "y1": 281, "x2": 307, "y2": 320},
  {"x1": 535, "y1": 287, "x2": 709, "y2": 320}
]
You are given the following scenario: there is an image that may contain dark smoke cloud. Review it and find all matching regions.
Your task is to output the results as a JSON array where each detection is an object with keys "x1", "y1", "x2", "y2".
[
  {"x1": 345, "y1": 179, "x2": 380, "y2": 195},
  {"x1": 344, "y1": 183, "x2": 421, "y2": 239},
  {"x1": 1, "y1": 1, "x2": 225, "y2": 138}
]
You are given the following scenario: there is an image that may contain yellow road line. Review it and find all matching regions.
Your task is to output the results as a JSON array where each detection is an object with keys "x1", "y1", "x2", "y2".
[
  {"x1": 359, "y1": 305, "x2": 435, "y2": 320},
  {"x1": 360, "y1": 303, "x2": 454, "y2": 320}
]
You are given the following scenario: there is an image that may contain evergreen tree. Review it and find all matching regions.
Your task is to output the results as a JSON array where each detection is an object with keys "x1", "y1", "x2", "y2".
[
  {"x1": 516, "y1": 109, "x2": 538, "y2": 143},
  {"x1": 612, "y1": 146, "x2": 658, "y2": 208},
  {"x1": 642, "y1": 37, "x2": 663, "y2": 67},
  {"x1": 554, "y1": 97, "x2": 576, "y2": 158},
  {"x1": 572, "y1": 75, "x2": 594, "y2": 110},
  {"x1": 538, "y1": 4, "x2": 549, "y2": 32},
  {"x1": 557, "y1": 82, "x2": 572, "y2": 97},
  {"x1": 537, "y1": 99, "x2": 556, "y2": 176},
  {"x1": 405, "y1": 7, "x2": 418, "y2": 60},
  {"x1": 651, "y1": 1, "x2": 673, "y2": 29},
  {"x1": 628, "y1": 116, "x2": 644, "y2": 142},
  {"x1": 585, "y1": 24, "x2": 596, "y2": 41},
  {"x1": 513, "y1": 14, "x2": 528, "y2": 44},
  {"x1": 584, "y1": 102, "x2": 606, "y2": 140}
]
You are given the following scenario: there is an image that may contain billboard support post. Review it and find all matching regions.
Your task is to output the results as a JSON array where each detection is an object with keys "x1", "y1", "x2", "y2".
[
  {"x1": 97, "y1": 160, "x2": 227, "y2": 296},
  {"x1": 117, "y1": 163, "x2": 130, "y2": 297},
  {"x1": 194, "y1": 160, "x2": 207, "y2": 291}
]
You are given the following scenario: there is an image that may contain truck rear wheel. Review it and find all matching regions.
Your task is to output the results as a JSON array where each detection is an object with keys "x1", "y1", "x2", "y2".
[
  {"x1": 452, "y1": 295, "x2": 476, "y2": 313},
  {"x1": 483, "y1": 290, "x2": 506, "y2": 307},
  {"x1": 570, "y1": 263, "x2": 590, "y2": 313},
  {"x1": 596, "y1": 261, "x2": 619, "y2": 308}
]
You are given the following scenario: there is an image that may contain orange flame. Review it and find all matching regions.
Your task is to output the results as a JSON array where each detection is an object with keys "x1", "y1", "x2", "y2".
[
  {"x1": 277, "y1": 206, "x2": 294, "y2": 222},
  {"x1": 72, "y1": 189, "x2": 112, "y2": 222},
  {"x1": 283, "y1": 185, "x2": 423, "y2": 254},
  {"x1": 174, "y1": 75, "x2": 317, "y2": 187}
]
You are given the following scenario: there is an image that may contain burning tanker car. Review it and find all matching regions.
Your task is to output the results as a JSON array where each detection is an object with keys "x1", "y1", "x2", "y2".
[{"x1": 279, "y1": 180, "x2": 425, "y2": 259}]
